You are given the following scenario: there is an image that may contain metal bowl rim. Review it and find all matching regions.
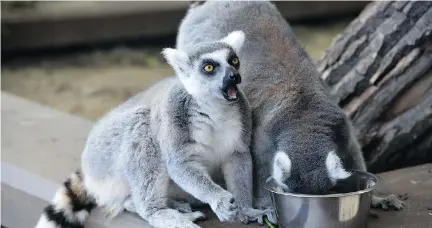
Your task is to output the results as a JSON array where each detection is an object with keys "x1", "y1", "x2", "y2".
[{"x1": 261, "y1": 170, "x2": 382, "y2": 198}]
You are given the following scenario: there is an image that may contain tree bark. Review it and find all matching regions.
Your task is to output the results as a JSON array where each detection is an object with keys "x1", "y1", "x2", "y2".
[{"x1": 317, "y1": 1, "x2": 432, "y2": 173}]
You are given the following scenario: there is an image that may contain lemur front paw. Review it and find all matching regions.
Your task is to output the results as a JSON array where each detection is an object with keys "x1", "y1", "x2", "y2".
[
  {"x1": 237, "y1": 207, "x2": 274, "y2": 225},
  {"x1": 372, "y1": 194, "x2": 404, "y2": 211},
  {"x1": 210, "y1": 192, "x2": 238, "y2": 222},
  {"x1": 254, "y1": 197, "x2": 278, "y2": 224}
]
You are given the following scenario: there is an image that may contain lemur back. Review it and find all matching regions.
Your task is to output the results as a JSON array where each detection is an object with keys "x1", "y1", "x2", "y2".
[{"x1": 177, "y1": 1, "x2": 404, "y2": 223}]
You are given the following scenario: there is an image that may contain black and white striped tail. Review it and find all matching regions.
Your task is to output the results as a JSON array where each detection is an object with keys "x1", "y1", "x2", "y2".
[{"x1": 35, "y1": 170, "x2": 96, "y2": 228}]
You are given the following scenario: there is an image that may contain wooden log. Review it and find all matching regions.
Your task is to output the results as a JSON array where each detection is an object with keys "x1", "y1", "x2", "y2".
[{"x1": 317, "y1": 1, "x2": 432, "y2": 172}]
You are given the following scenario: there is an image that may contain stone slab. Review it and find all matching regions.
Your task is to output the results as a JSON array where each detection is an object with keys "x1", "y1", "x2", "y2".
[{"x1": 368, "y1": 164, "x2": 432, "y2": 228}]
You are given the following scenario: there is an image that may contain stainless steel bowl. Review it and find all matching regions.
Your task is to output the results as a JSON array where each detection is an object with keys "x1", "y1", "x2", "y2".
[{"x1": 262, "y1": 170, "x2": 381, "y2": 228}]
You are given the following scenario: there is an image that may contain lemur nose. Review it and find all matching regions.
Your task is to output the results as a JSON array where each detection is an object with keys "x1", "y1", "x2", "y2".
[
  {"x1": 229, "y1": 73, "x2": 241, "y2": 83},
  {"x1": 225, "y1": 68, "x2": 241, "y2": 83}
]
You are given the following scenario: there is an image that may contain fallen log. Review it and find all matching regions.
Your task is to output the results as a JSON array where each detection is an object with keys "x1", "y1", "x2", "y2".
[{"x1": 317, "y1": 1, "x2": 432, "y2": 173}]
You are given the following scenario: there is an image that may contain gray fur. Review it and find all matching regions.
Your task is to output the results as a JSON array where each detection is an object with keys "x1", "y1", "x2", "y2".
[
  {"x1": 35, "y1": 33, "x2": 270, "y2": 228},
  {"x1": 176, "y1": 1, "x2": 404, "y2": 224},
  {"x1": 78, "y1": 34, "x2": 269, "y2": 228}
]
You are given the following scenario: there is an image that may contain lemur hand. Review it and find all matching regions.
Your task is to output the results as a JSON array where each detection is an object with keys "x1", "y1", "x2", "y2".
[
  {"x1": 237, "y1": 206, "x2": 275, "y2": 224},
  {"x1": 210, "y1": 191, "x2": 238, "y2": 222}
]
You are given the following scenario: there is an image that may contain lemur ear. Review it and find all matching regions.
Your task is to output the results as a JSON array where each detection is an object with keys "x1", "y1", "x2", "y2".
[
  {"x1": 272, "y1": 151, "x2": 292, "y2": 189},
  {"x1": 326, "y1": 151, "x2": 351, "y2": 182},
  {"x1": 161, "y1": 48, "x2": 189, "y2": 74},
  {"x1": 221, "y1": 30, "x2": 245, "y2": 53}
]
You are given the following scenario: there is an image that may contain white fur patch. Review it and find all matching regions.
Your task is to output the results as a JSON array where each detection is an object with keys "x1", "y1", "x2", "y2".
[
  {"x1": 35, "y1": 214, "x2": 57, "y2": 228},
  {"x1": 83, "y1": 174, "x2": 130, "y2": 209},
  {"x1": 162, "y1": 48, "x2": 189, "y2": 75},
  {"x1": 178, "y1": 71, "x2": 205, "y2": 99},
  {"x1": 326, "y1": 151, "x2": 351, "y2": 183},
  {"x1": 75, "y1": 210, "x2": 90, "y2": 223},
  {"x1": 190, "y1": 103, "x2": 245, "y2": 175},
  {"x1": 200, "y1": 49, "x2": 230, "y2": 65},
  {"x1": 272, "y1": 151, "x2": 291, "y2": 190},
  {"x1": 50, "y1": 187, "x2": 91, "y2": 224},
  {"x1": 221, "y1": 30, "x2": 245, "y2": 53},
  {"x1": 52, "y1": 187, "x2": 71, "y2": 209}
]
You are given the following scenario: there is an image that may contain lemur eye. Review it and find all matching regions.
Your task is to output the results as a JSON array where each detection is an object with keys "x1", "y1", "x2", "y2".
[
  {"x1": 231, "y1": 57, "x2": 239, "y2": 65},
  {"x1": 204, "y1": 64, "x2": 215, "y2": 72}
]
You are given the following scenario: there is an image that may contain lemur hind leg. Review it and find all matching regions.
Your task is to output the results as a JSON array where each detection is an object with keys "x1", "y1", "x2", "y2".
[
  {"x1": 371, "y1": 194, "x2": 404, "y2": 210},
  {"x1": 122, "y1": 110, "x2": 205, "y2": 227},
  {"x1": 124, "y1": 197, "x2": 206, "y2": 222},
  {"x1": 125, "y1": 156, "x2": 205, "y2": 227}
]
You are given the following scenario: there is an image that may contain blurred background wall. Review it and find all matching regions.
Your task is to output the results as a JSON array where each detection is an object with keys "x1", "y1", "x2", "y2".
[{"x1": 1, "y1": 1, "x2": 368, "y2": 120}]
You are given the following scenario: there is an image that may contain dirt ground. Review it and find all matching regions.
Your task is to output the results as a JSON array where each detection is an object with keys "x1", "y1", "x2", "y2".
[{"x1": 1, "y1": 21, "x2": 349, "y2": 120}]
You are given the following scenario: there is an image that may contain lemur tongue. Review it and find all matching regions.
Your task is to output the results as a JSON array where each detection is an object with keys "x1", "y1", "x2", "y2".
[{"x1": 228, "y1": 87, "x2": 237, "y2": 99}]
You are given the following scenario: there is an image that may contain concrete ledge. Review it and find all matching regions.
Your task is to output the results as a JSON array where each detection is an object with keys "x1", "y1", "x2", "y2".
[
  {"x1": 2, "y1": 91, "x2": 431, "y2": 228},
  {"x1": 1, "y1": 92, "x2": 90, "y2": 183},
  {"x1": 1, "y1": 162, "x2": 154, "y2": 228}
]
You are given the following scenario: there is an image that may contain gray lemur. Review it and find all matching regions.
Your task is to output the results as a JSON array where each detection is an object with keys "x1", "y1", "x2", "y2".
[
  {"x1": 34, "y1": 31, "x2": 269, "y2": 228},
  {"x1": 177, "y1": 0, "x2": 404, "y2": 224}
]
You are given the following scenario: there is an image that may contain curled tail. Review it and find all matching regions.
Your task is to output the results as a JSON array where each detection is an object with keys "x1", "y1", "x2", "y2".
[{"x1": 35, "y1": 170, "x2": 97, "y2": 228}]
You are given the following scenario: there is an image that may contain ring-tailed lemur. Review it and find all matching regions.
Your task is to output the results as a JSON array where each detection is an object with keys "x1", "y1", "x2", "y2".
[
  {"x1": 177, "y1": 1, "x2": 404, "y2": 224},
  {"x1": 34, "y1": 31, "x2": 269, "y2": 228}
]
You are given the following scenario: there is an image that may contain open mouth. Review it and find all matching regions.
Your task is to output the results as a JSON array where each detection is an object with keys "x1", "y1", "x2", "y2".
[{"x1": 222, "y1": 85, "x2": 239, "y2": 101}]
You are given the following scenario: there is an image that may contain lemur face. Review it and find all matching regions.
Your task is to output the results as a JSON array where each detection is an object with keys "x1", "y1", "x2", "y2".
[
  {"x1": 193, "y1": 47, "x2": 241, "y2": 102},
  {"x1": 272, "y1": 151, "x2": 352, "y2": 194},
  {"x1": 162, "y1": 31, "x2": 246, "y2": 103}
]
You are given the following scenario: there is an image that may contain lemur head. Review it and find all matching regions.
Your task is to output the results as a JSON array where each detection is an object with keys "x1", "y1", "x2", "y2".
[
  {"x1": 162, "y1": 31, "x2": 245, "y2": 102},
  {"x1": 272, "y1": 150, "x2": 352, "y2": 194}
]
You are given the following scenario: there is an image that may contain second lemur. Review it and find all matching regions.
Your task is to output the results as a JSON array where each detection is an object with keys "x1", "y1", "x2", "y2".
[{"x1": 177, "y1": 1, "x2": 404, "y2": 224}]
